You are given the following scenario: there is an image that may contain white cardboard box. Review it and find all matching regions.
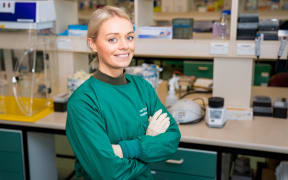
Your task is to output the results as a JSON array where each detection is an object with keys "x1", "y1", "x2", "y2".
[{"x1": 161, "y1": 0, "x2": 174, "y2": 12}]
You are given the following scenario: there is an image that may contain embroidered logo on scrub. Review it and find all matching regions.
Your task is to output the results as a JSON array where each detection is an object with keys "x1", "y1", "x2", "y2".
[{"x1": 139, "y1": 107, "x2": 148, "y2": 117}]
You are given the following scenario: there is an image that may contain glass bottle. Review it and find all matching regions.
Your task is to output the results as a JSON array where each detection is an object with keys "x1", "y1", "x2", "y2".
[{"x1": 219, "y1": 11, "x2": 228, "y2": 39}]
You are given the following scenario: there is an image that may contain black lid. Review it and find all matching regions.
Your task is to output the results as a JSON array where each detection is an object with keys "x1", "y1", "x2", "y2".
[{"x1": 208, "y1": 97, "x2": 224, "y2": 108}]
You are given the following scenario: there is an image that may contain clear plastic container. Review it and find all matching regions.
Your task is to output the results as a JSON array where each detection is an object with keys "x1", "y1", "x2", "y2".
[
  {"x1": 219, "y1": 14, "x2": 227, "y2": 39},
  {"x1": 214, "y1": 10, "x2": 230, "y2": 40},
  {"x1": 0, "y1": 35, "x2": 54, "y2": 122}
]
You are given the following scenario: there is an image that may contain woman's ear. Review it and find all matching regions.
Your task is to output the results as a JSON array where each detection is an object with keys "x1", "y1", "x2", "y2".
[{"x1": 88, "y1": 38, "x2": 97, "y2": 52}]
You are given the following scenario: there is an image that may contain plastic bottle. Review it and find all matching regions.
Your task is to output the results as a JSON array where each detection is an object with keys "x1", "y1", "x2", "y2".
[
  {"x1": 219, "y1": 10, "x2": 229, "y2": 40},
  {"x1": 166, "y1": 75, "x2": 179, "y2": 107}
]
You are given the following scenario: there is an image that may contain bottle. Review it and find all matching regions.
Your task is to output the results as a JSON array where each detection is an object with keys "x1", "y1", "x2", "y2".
[
  {"x1": 219, "y1": 10, "x2": 229, "y2": 40},
  {"x1": 205, "y1": 97, "x2": 226, "y2": 128},
  {"x1": 166, "y1": 75, "x2": 179, "y2": 107}
]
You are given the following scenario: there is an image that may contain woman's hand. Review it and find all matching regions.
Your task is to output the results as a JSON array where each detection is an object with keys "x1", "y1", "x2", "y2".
[{"x1": 146, "y1": 109, "x2": 170, "y2": 136}]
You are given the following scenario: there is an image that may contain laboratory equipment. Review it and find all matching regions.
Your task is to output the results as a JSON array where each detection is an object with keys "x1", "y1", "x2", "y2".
[
  {"x1": 172, "y1": 18, "x2": 194, "y2": 39},
  {"x1": 278, "y1": 37, "x2": 287, "y2": 59},
  {"x1": 255, "y1": 33, "x2": 261, "y2": 59},
  {"x1": 237, "y1": 23, "x2": 258, "y2": 40},
  {"x1": 218, "y1": 10, "x2": 229, "y2": 40},
  {"x1": 166, "y1": 74, "x2": 179, "y2": 107},
  {"x1": 0, "y1": 50, "x2": 54, "y2": 122},
  {"x1": 205, "y1": 96, "x2": 226, "y2": 128},
  {"x1": 53, "y1": 93, "x2": 69, "y2": 112},
  {"x1": 0, "y1": 0, "x2": 56, "y2": 122},
  {"x1": 0, "y1": 0, "x2": 56, "y2": 30},
  {"x1": 259, "y1": 19, "x2": 279, "y2": 31},
  {"x1": 258, "y1": 19, "x2": 279, "y2": 40},
  {"x1": 125, "y1": 63, "x2": 162, "y2": 89},
  {"x1": 237, "y1": 13, "x2": 259, "y2": 40},
  {"x1": 253, "y1": 96, "x2": 273, "y2": 117},
  {"x1": 212, "y1": 10, "x2": 230, "y2": 39},
  {"x1": 273, "y1": 98, "x2": 287, "y2": 119},
  {"x1": 170, "y1": 98, "x2": 204, "y2": 124}
]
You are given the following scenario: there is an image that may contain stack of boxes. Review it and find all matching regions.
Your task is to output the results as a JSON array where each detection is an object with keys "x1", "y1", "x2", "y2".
[
  {"x1": 258, "y1": 19, "x2": 279, "y2": 40},
  {"x1": 237, "y1": 13, "x2": 259, "y2": 40}
]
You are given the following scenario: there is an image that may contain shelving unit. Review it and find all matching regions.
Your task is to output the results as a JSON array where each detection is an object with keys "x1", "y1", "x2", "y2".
[{"x1": 0, "y1": 0, "x2": 287, "y2": 106}]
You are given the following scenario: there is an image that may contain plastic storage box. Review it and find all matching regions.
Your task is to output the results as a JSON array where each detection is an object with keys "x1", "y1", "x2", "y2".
[
  {"x1": 254, "y1": 64, "x2": 271, "y2": 86},
  {"x1": 184, "y1": 61, "x2": 213, "y2": 79}
]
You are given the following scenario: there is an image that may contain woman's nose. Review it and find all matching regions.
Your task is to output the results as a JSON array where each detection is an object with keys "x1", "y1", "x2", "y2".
[{"x1": 118, "y1": 38, "x2": 129, "y2": 50}]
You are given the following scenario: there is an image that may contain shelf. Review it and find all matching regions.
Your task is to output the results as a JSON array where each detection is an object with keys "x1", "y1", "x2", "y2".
[
  {"x1": 1, "y1": 31, "x2": 287, "y2": 59},
  {"x1": 135, "y1": 39, "x2": 287, "y2": 59},
  {"x1": 0, "y1": 32, "x2": 90, "y2": 53}
]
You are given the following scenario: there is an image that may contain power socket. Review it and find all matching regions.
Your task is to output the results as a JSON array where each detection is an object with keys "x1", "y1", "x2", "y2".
[{"x1": 0, "y1": 0, "x2": 15, "y2": 14}]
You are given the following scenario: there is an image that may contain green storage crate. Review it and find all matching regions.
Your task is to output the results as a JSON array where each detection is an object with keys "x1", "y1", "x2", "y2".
[
  {"x1": 184, "y1": 61, "x2": 213, "y2": 79},
  {"x1": 254, "y1": 64, "x2": 271, "y2": 86},
  {"x1": 149, "y1": 148, "x2": 217, "y2": 179}
]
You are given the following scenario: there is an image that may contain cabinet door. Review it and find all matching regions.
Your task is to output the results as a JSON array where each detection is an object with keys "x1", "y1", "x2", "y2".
[
  {"x1": 0, "y1": 129, "x2": 25, "y2": 180},
  {"x1": 149, "y1": 148, "x2": 217, "y2": 178},
  {"x1": 151, "y1": 170, "x2": 215, "y2": 180}
]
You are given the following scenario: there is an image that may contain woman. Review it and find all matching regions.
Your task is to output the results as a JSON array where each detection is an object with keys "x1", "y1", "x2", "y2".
[{"x1": 66, "y1": 6, "x2": 181, "y2": 180}]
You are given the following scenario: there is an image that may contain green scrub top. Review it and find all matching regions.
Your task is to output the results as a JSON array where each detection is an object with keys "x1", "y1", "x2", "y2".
[{"x1": 66, "y1": 74, "x2": 181, "y2": 180}]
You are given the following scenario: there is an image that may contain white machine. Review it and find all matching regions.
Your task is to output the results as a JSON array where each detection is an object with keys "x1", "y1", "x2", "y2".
[
  {"x1": 170, "y1": 99, "x2": 205, "y2": 124},
  {"x1": 0, "y1": 0, "x2": 56, "y2": 29}
]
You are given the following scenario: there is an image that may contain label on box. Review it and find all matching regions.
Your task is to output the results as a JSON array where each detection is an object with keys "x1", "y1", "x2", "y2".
[
  {"x1": 237, "y1": 43, "x2": 255, "y2": 55},
  {"x1": 138, "y1": 26, "x2": 172, "y2": 39},
  {"x1": 210, "y1": 43, "x2": 229, "y2": 55}
]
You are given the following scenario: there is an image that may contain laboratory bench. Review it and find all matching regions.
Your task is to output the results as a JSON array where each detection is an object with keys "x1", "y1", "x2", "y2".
[{"x1": 0, "y1": 85, "x2": 288, "y2": 180}]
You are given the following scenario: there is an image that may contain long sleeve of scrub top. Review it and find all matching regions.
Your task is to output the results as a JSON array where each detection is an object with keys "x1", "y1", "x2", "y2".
[
  {"x1": 66, "y1": 98, "x2": 149, "y2": 180},
  {"x1": 119, "y1": 78, "x2": 181, "y2": 163}
]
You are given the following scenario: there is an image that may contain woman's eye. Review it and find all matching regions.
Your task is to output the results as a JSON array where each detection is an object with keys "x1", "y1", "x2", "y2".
[
  {"x1": 108, "y1": 38, "x2": 117, "y2": 43},
  {"x1": 127, "y1": 36, "x2": 134, "y2": 41}
]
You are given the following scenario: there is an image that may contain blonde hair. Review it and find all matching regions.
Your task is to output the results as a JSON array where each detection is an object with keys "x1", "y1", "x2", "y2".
[{"x1": 87, "y1": 6, "x2": 131, "y2": 41}]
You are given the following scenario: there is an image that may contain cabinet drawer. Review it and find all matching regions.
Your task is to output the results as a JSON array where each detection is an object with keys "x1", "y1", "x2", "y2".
[
  {"x1": 0, "y1": 172, "x2": 24, "y2": 180},
  {"x1": 149, "y1": 148, "x2": 217, "y2": 178},
  {"x1": 254, "y1": 63, "x2": 271, "y2": 86},
  {"x1": 151, "y1": 170, "x2": 214, "y2": 180},
  {"x1": 184, "y1": 61, "x2": 213, "y2": 79},
  {"x1": 0, "y1": 152, "x2": 24, "y2": 173},
  {"x1": 0, "y1": 129, "x2": 22, "y2": 152}
]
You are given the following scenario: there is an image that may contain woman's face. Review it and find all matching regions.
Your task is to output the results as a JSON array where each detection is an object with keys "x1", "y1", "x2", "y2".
[{"x1": 92, "y1": 16, "x2": 135, "y2": 75}]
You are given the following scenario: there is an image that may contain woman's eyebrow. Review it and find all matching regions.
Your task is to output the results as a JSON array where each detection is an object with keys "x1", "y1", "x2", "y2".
[{"x1": 105, "y1": 32, "x2": 119, "y2": 36}]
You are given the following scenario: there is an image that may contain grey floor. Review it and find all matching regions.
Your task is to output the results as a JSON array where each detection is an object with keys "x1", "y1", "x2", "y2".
[{"x1": 55, "y1": 135, "x2": 76, "y2": 180}]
